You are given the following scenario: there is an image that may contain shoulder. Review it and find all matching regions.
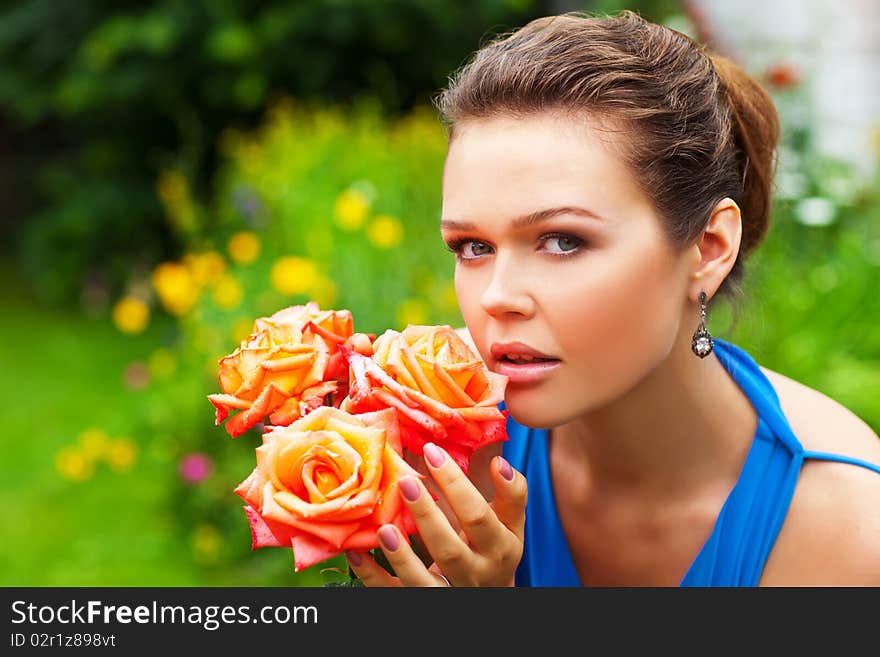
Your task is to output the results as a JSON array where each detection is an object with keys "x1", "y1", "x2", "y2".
[
  {"x1": 759, "y1": 365, "x2": 880, "y2": 461},
  {"x1": 758, "y1": 366, "x2": 880, "y2": 585},
  {"x1": 760, "y1": 459, "x2": 880, "y2": 585}
]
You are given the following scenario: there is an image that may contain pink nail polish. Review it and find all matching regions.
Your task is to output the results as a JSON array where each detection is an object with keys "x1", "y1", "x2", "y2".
[
  {"x1": 378, "y1": 525, "x2": 400, "y2": 552},
  {"x1": 399, "y1": 476, "x2": 420, "y2": 502},
  {"x1": 498, "y1": 456, "x2": 514, "y2": 481},
  {"x1": 423, "y1": 442, "x2": 446, "y2": 468},
  {"x1": 345, "y1": 550, "x2": 362, "y2": 566}
]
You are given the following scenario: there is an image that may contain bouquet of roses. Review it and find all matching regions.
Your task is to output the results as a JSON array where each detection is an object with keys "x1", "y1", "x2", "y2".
[{"x1": 208, "y1": 302, "x2": 509, "y2": 573}]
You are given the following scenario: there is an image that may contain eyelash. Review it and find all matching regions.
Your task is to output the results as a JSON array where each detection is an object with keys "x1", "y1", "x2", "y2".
[{"x1": 444, "y1": 233, "x2": 586, "y2": 262}]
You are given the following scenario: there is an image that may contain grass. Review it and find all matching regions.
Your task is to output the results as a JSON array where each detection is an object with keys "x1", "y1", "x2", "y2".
[
  {"x1": 0, "y1": 265, "x2": 339, "y2": 586},
  {"x1": 0, "y1": 268, "x2": 200, "y2": 585}
]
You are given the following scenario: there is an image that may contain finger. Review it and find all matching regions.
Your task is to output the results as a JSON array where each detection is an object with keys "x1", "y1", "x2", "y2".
[
  {"x1": 422, "y1": 442, "x2": 507, "y2": 554},
  {"x1": 489, "y1": 455, "x2": 528, "y2": 543},
  {"x1": 397, "y1": 474, "x2": 471, "y2": 577},
  {"x1": 375, "y1": 524, "x2": 443, "y2": 587},
  {"x1": 345, "y1": 550, "x2": 399, "y2": 588},
  {"x1": 428, "y1": 564, "x2": 452, "y2": 587}
]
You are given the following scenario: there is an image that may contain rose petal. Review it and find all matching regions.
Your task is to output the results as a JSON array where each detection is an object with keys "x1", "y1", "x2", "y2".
[
  {"x1": 208, "y1": 397, "x2": 230, "y2": 425},
  {"x1": 242, "y1": 504, "x2": 295, "y2": 549},
  {"x1": 370, "y1": 389, "x2": 447, "y2": 439},
  {"x1": 224, "y1": 382, "x2": 287, "y2": 437},
  {"x1": 457, "y1": 405, "x2": 507, "y2": 422},
  {"x1": 268, "y1": 397, "x2": 301, "y2": 426},
  {"x1": 260, "y1": 352, "x2": 315, "y2": 372},
  {"x1": 291, "y1": 533, "x2": 342, "y2": 572},
  {"x1": 430, "y1": 357, "x2": 478, "y2": 407},
  {"x1": 305, "y1": 320, "x2": 349, "y2": 346}
]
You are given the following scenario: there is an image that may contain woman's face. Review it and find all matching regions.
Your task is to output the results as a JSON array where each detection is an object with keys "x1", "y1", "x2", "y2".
[{"x1": 440, "y1": 113, "x2": 695, "y2": 428}]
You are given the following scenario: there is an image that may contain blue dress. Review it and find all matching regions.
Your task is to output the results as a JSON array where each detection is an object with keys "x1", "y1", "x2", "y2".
[{"x1": 502, "y1": 337, "x2": 880, "y2": 586}]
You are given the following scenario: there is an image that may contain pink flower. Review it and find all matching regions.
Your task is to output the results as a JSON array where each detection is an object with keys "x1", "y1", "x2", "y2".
[{"x1": 179, "y1": 453, "x2": 214, "y2": 484}]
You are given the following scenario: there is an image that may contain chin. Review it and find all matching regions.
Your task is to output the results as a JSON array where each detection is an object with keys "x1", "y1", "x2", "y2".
[{"x1": 503, "y1": 388, "x2": 571, "y2": 430}]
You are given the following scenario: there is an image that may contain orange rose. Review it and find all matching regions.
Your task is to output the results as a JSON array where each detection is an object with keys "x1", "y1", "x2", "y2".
[
  {"x1": 234, "y1": 405, "x2": 421, "y2": 572},
  {"x1": 341, "y1": 325, "x2": 508, "y2": 471},
  {"x1": 208, "y1": 302, "x2": 370, "y2": 437}
]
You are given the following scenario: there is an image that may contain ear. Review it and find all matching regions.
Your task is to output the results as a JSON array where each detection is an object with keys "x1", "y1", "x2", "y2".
[{"x1": 689, "y1": 197, "x2": 742, "y2": 301}]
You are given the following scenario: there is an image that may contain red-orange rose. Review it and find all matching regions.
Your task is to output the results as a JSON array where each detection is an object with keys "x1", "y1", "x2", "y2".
[
  {"x1": 341, "y1": 325, "x2": 508, "y2": 471},
  {"x1": 208, "y1": 302, "x2": 370, "y2": 437},
  {"x1": 234, "y1": 406, "x2": 421, "y2": 571}
]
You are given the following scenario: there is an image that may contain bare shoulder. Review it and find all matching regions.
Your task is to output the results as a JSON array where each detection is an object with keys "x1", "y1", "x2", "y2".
[
  {"x1": 759, "y1": 366, "x2": 880, "y2": 460},
  {"x1": 758, "y1": 366, "x2": 880, "y2": 585},
  {"x1": 760, "y1": 458, "x2": 880, "y2": 585}
]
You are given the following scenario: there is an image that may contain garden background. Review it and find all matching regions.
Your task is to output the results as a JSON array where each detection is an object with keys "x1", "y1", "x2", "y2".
[{"x1": 1, "y1": 0, "x2": 878, "y2": 586}]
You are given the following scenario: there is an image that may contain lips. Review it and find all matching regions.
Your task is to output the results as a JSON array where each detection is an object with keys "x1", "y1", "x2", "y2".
[
  {"x1": 490, "y1": 341, "x2": 556, "y2": 361},
  {"x1": 489, "y1": 341, "x2": 560, "y2": 384}
]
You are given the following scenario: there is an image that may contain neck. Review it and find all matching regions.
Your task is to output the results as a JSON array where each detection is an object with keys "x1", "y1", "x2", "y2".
[{"x1": 553, "y1": 335, "x2": 757, "y2": 501}]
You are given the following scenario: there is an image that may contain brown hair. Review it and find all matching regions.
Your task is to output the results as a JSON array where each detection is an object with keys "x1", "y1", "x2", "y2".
[{"x1": 433, "y1": 10, "x2": 780, "y2": 312}]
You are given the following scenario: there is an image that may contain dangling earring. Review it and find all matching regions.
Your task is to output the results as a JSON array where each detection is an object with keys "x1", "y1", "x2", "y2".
[{"x1": 691, "y1": 291, "x2": 714, "y2": 358}]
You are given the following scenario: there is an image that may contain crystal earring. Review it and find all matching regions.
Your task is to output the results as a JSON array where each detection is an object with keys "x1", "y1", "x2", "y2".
[{"x1": 691, "y1": 291, "x2": 714, "y2": 358}]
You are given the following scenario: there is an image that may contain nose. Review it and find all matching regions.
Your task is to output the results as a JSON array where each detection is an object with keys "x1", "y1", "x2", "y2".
[{"x1": 479, "y1": 251, "x2": 536, "y2": 318}]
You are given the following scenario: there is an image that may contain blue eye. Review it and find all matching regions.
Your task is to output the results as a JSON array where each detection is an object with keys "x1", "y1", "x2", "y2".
[
  {"x1": 543, "y1": 234, "x2": 583, "y2": 255},
  {"x1": 446, "y1": 239, "x2": 493, "y2": 260}
]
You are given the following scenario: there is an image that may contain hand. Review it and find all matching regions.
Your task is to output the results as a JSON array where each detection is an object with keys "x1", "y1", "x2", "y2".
[{"x1": 345, "y1": 442, "x2": 527, "y2": 587}]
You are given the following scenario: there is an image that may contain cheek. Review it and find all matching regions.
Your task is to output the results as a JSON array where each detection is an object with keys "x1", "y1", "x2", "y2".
[
  {"x1": 548, "y1": 248, "x2": 683, "y2": 402},
  {"x1": 454, "y1": 267, "x2": 491, "y2": 360}
]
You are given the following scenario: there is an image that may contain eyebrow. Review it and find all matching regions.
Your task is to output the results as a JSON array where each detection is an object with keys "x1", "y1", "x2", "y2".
[{"x1": 440, "y1": 206, "x2": 608, "y2": 231}]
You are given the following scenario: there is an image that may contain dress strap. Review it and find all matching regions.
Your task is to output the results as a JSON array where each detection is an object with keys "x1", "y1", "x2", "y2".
[{"x1": 802, "y1": 450, "x2": 880, "y2": 474}]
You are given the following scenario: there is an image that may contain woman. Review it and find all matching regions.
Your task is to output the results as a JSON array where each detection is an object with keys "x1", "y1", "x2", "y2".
[{"x1": 344, "y1": 10, "x2": 880, "y2": 586}]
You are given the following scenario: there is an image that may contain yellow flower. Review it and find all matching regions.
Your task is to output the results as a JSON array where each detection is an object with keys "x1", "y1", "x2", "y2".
[
  {"x1": 55, "y1": 447, "x2": 94, "y2": 482},
  {"x1": 112, "y1": 296, "x2": 150, "y2": 334},
  {"x1": 228, "y1": 230, "x2": 261, "y2": 264},
  {"x1": 333, "y1": 188, "x2": 370, "y2": 230},
  {"x1": 105, "y1": 438, "x2": 137, "y2": 472},
  {"x1": 396, "y1": 298, "x2": 429, "y2": 328},
  {"x1": 152, "y1": 262, "x2": 199, "y2": 316},
  {"x1": 148, "y1": 348, "x2": 177, "y2": 380},
  {"x1": 184, "y1": 251, "x2": 226, "y2": 286},
  {"x1": 366, "y1": 214, "x2": 404, "y2": 249},
  {"x1": 78, "y1": 428, "x2": 109, "y2": 461},
  {"x1": 270, "y1": 256, "x2": 318, "y2": 296},
  {"x1": 212, "y1": 274, "x2": 243, "y2": 309},
  {"x1": 193, "y1": 524, "x2": 221, "y2": 563}
]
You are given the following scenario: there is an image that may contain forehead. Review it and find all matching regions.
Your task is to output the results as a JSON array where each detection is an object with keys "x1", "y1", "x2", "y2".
[{"x1": 441, "y1": 113, "x2": 650, "y2": 226}]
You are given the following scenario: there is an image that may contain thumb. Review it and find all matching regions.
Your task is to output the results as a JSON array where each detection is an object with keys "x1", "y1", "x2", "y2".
[{"x1": 489, "y1": 455, "x2": 527, "y2": 542}]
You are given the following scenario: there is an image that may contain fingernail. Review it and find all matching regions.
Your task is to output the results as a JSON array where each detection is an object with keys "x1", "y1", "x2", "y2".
[
  {"x1": 399, "y1": 476, "x2": 421, "y2": 502},
  {"x1": 345, "y1": 550, "x2": 362, "y2": 566},
  {"x1": 378, "y1": 525, "x2": 400, "y2": 552},
  {"x1": 498, "y1": 456, "x2": 514, "y2": 481},
  {"x1": 423, "y1": 442, "x2": 446, "y2": 468}
]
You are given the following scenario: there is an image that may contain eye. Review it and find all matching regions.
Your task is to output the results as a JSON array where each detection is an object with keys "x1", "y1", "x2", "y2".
[
  {"x1": 542, "y1": 233, "x2": 583, "y2": 255},
  {"x1": 446, "y1": 239, "x2": 494, "y2": 260}
]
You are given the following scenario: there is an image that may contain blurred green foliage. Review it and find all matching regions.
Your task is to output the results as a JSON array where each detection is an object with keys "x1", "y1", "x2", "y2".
[{"x1": 0, "y1": 0, "x2": 554, "y2": 307}]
